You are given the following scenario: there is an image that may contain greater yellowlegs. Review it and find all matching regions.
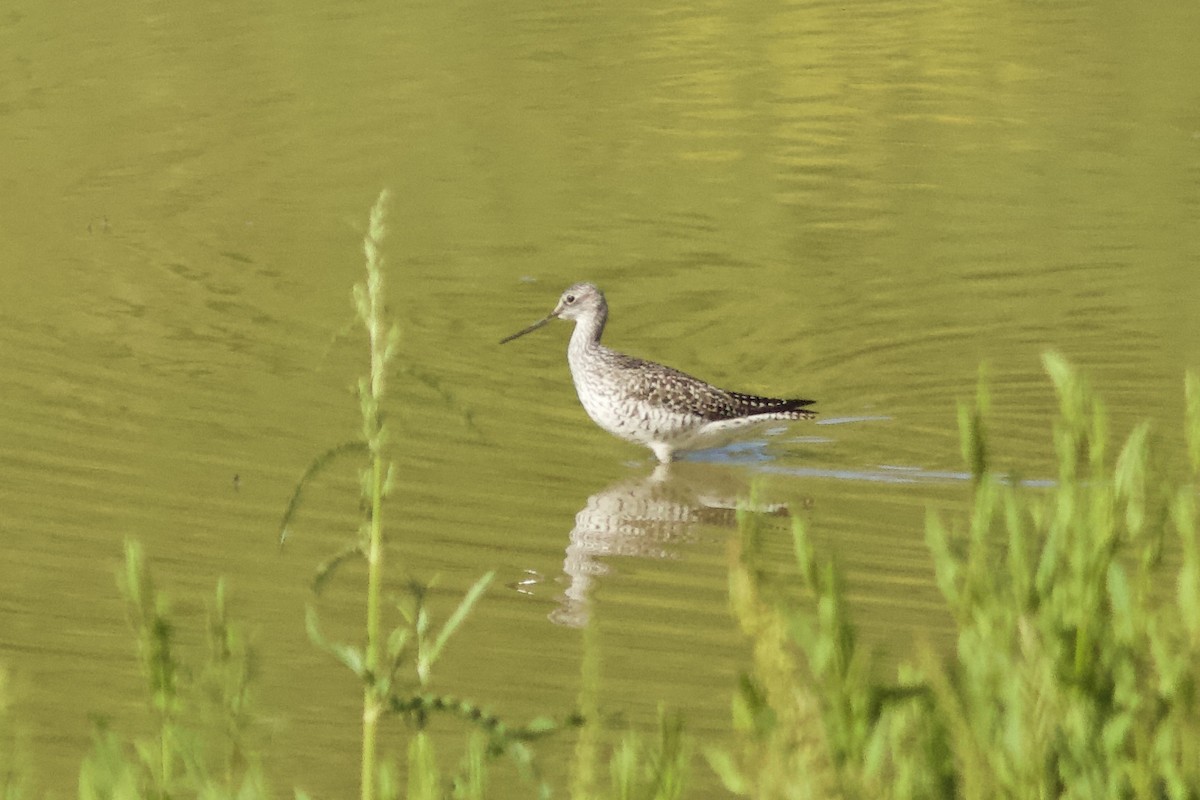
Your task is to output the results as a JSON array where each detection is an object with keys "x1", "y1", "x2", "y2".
[{"x1": 501, "y1": 282, "x2": 816, "y2": 463}]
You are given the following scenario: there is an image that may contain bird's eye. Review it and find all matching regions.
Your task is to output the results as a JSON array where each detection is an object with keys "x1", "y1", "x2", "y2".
[{"x1": 565, "y1": 295, "x2": 576, "y2": 304}]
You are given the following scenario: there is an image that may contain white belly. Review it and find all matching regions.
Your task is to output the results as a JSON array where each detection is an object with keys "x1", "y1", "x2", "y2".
[{"x1": 571, "y1": 366, "x2": 699, "y2": 447}]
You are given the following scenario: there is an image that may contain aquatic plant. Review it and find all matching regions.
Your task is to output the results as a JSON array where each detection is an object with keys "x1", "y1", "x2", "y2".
[
  {"x1": 78, "y1": 541, "x2": 267, "y2": 800},
  {"x1": 0, "y1": 666, "x2": 32, "y2": 800},
  {"x1": 279, "y1": 191, "x2": 577, "y2": 800},
  {"x1": 570, "y1": 622, "x2": 692, "y2": 800},
  {"x1": 716, "y1": 354, "x2": 1200, "y2": 799}
]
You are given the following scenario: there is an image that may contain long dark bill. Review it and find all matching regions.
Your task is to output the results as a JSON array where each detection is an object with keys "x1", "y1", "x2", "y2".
[{"x1": 499, "y1": 314, "x2": 554, "y2": 344}]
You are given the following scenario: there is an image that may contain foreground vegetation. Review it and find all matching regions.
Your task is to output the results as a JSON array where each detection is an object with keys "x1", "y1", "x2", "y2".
[
  {"x1": 1, "y1": 193, "x2": 1197, "y2": 799},
  {"x1": 715, "y1": 355, "x2": 1200, "y2": 799},
  {"x1": 32, "y1": 192, "x2": 672, "y2": 800}
]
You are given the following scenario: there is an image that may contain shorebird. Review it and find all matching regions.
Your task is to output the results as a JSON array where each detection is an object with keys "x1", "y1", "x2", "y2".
[{"x1": 500, "y1": 282, "x2": 816, "y2": 463}]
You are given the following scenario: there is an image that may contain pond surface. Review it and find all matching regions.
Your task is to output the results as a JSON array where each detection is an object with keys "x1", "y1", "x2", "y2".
[{"x1": 1, "y1": 1, "x2": 1198, "y2": 796}]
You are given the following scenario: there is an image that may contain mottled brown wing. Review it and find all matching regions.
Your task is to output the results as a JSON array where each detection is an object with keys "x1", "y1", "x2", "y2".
[{"x1": 608, "y1": 352, "x2": 814, "y2": 421}]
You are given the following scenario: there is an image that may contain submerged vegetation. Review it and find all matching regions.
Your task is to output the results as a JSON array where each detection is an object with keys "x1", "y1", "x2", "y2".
[{"x1": 2, "y1": 192, "x2": 1197, "y2": 799}]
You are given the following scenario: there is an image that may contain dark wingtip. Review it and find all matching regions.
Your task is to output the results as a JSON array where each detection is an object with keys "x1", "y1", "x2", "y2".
[
  {"x1": 778, "y1": 399, "x2": 817, "y2": 419},
  {"x1": 778, "y1": 398, "x2": 816, "y2": 417},
  {"x1": 793, "y1": 399, "x2": 817, "y2": 419},
  {"x1": 723, "y1": 391, "x2": 818, "y2": 420}
]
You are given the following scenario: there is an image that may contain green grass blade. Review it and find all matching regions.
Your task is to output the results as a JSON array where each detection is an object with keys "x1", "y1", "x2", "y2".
[
  {"x1": 278, "y1": 440, "x2": 369, "y2": 545},
  {"x1": 1186, "y1": 371, "x2": 1200, "y2": 475},
  {"x1": 424, "y1": 572, "x2": 496, "y2": 676},
  {"x1": 312, "y1": 543, "x2": 365, "y2": 595},
  {"x1": 305, "y1": 605, "x2": 365, "y2": 677}
]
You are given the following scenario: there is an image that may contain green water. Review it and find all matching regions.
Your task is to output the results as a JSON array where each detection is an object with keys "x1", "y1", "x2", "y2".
[{"x1": 1, "y1": 1, "x2": 1198, "y2": 796}]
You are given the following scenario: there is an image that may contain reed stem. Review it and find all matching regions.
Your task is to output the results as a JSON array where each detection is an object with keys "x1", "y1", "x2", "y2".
[{"x1": 358, "y1": 189, "x2": 393, "y2": 800}]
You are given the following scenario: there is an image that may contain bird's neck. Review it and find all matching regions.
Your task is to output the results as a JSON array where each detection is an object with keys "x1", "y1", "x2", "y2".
[{"x1": 568, "y1": 307, "x2": 607, "y2": 359}]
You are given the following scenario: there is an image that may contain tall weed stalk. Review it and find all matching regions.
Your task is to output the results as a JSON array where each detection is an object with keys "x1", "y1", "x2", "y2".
[{"x1": 281, "y1": 191, "x2": 576, "y2": 800}]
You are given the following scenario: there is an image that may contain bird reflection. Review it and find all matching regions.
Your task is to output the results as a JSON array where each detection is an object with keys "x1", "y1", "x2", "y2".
[{"x1": 549, "y1": 461, "x2": 797, "y2": 628}]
